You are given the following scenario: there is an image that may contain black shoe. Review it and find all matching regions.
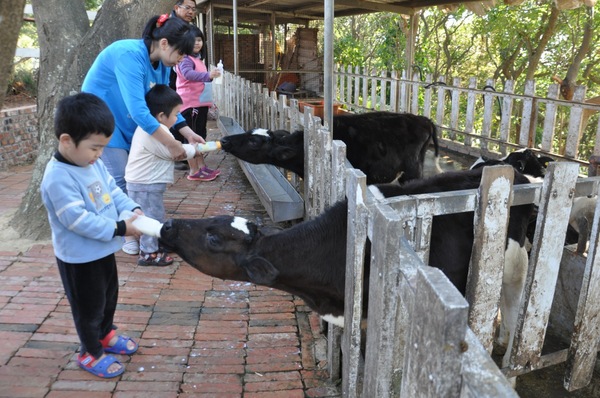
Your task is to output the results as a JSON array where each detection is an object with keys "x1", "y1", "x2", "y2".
[{"x1": 175, "y1": 162, "x2": 189, "y2": 171}]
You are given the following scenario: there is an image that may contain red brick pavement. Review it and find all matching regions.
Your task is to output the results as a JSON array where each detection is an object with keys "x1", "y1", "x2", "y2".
[{"x1": 0, "y1": 125, "x2": 341, "y2": 397}]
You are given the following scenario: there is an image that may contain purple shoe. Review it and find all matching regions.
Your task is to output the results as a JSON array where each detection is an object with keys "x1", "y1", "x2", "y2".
[
  {"x1": 187, "y1": 168, "x2": 218, "y2": 181},
  {"x1": 202, "y1": 166, "x2": 221, "y2": 176}
]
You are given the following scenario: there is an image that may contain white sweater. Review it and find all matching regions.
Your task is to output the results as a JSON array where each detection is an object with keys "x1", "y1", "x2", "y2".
[{"x1": 125, "y1": 124, "x2": 196, "y2": 185}]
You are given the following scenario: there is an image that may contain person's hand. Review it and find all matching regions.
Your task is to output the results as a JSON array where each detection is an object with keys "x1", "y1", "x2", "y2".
[
  {"x1": 166, "y1": 140, "x2": 187, "y2": 161},
  {"x1": 210, "y1": 69, "x2": 221, "y2": 80},
  {"x1": 180, "y1": 126, "x2": 204, "y2": 145},
  {"x1": 123, "y1": 214, "x2": 142, "y2": 238}
]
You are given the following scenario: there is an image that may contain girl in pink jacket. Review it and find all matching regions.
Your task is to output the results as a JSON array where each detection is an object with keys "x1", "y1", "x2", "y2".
[{"x1": 175, "y1": 26, "x2": 221, "y2": 181}]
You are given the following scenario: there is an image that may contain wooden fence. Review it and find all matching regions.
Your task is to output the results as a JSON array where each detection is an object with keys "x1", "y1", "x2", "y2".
[
  {"x1": 334, "y1": 65, "x2": 600, "y2": 173},
  {"x1": 214, "y1": 70, "x2": 600, "y2": 395}
]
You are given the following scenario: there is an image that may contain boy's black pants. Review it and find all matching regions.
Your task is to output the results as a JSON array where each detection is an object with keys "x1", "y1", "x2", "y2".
[{"x1": 57, "y1": 254, "x2": 118, "y2": 359}]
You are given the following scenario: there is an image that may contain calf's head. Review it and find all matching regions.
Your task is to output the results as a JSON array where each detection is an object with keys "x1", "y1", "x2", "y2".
[
  {"x1": 220, "y1": 128, "x2": 301, "y2": 169},
  {"x1": 159, "y1": 216, "x2": 280, "y2": 285}
]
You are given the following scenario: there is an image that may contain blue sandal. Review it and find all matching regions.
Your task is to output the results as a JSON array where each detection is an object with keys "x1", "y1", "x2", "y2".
[
  {"x1": 101, "y1": 330, "x2": 138, "y2": 355},
  {"x1": 78, "y1": 353, "x2": 124, "y2": 378}
]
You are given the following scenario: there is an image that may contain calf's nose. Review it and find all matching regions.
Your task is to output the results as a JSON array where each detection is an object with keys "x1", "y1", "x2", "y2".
[
  {"x1": 162, "y1": 219, "x2": 173, "y2": 232},
  {"x1": 220, "y1": 136, "x2": 231, "y2": 150}
]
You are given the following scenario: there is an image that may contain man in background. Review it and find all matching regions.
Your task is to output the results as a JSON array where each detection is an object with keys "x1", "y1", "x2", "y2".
[
  {"x1": 171, "y1": 0, "x2": 197, "y2": 24},
  {"x1": 170, "y1": 0, "x2": 198, "y2": 91}
]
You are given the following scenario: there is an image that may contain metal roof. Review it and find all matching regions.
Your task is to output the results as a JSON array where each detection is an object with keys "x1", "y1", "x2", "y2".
[{"x1": 198, "y1": 0, "x2": 488, "y2": 26}]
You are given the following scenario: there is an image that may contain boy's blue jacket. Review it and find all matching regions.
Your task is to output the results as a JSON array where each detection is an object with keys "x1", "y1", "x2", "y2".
[
  {"x1": 81, "y1": 39, "x2": 185, "y2": 150},
  {"x1": 41, "y1": 156, "x2": 140, "y2": 263}
]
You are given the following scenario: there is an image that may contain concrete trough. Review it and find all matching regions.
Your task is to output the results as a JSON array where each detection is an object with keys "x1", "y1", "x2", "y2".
[{"x1": 217, "y1": 116, "x2": 304, "y2": 223}]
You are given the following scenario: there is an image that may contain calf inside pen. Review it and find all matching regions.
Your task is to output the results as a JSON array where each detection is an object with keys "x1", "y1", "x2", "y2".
[
  {"x1": 220, "y1": 111, "x2": 440, "y2": 184},
  {"x1": 159, "y1": 167, "x2": 534, "y2": 366}
]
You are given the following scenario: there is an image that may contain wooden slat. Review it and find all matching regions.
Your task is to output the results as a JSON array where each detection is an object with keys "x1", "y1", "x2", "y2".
[
  {"x1": 342, "y1": 169, "x2": 369, "y2": 398},
  {"x1": 331, "y1": 140, "x2": 347, "y2": 203},
  {"x1": 435, "y1": 76, "x2": 447, "y2": 128},
  {"x1": 353, "y1": 66, "x2": 361, "y2": 109},
  {"x1": 519, "y1": 80, "x2": 536, "y2": 147},
  {"x1": 461, "y1": 329, "x2": 519, "y2": 397},
  {"x1": 362, "y1": 68, "x2": 369, "y2": 108},
  {"x1": 449, "y1": 77, "x2": 461, "y2": 140},
  {"x1": 498, "y1": 80, "x2": 515, "y2": 156},
  {"x1": 423, "y1": 74, "x2": 433, "y2": 119},
  {"x1": 565, "y1": 85, "x2": 586, "y2": 159},
  {"x1": 541, "y1": 84, "x2": 560, "y2": 152},
  {"x1": 464, "y1": 77, "x2": 477, "y2": 147},
  {"x1": 380, "y1": 70, "x2": 388, "y2": 111},
  {"x1": 410, "y1": 71, "x2": 419, "y2": 114},
  {"x1": 564, "y1": 182, "x2": 600, "y2": 390},
  {"x1": 401, "y1": 266, "x2": 469, "y2": 397},
  {"x1": 370, "y1": 69, "x2": 378, "y2": 110},
  {"x1": 363, "y1": 203, "x2": 410, "y2": 398},
  {"x1": 481, "y1": 78, "x2": 495, "y2": 152},
  {"x1": 466, "y1": 166, "x2": 514, "y2": 353},
  {"x1": 508, "y1": 162, "x2": 579, "y2": 370},
  {"x1": 304, "y1": 111, "x2": 318, "y2": 219}
]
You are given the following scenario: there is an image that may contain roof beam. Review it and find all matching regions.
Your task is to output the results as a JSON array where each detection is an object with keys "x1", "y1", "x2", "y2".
[
  {"x1": 212, "y1": 3, "x2": 319, "y2": 21},
  {"x1": 333, "y1": 0, "x2": 414, "y2": 15}
]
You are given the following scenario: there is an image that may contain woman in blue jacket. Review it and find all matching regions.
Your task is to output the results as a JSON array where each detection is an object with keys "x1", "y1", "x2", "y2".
[{"x1": 82, "y1": 14, "x2": 202, "y2": 194}]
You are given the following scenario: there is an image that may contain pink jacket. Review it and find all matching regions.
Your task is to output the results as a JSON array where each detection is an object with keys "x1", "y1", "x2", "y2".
[{"x1": 175, "y1": 55, "x2": 212, "y2": 111}]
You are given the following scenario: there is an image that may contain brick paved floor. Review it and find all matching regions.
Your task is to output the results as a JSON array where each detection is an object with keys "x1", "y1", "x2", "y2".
[{"x1": 0, "y1": 124, "x2": 341, "y2": 397}]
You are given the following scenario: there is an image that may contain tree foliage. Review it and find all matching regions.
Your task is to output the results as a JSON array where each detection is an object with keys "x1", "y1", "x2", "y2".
[
  {"x1": 331, "y1": 1, "x2": 599, "y2": 97},
  {"x1": 0, "y1": 0, "x2": 27, "y2": 109}
]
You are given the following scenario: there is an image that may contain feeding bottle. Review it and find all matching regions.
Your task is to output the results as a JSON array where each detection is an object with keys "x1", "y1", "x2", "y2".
[
  {"x1": 197, "y1": 141, "x2": 221, "y2": 153},
  {"x1": 118, "y1": 211, "x2": 163, "y2": 238},
  {"x1": 214, "y1": 60, "x2": 223, "y2": 84}
]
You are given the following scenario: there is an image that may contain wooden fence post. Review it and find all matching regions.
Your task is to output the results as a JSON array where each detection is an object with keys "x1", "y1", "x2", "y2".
[
  {"x1": 509, "y1": 162, "x2": 579, "y2": 370},
  {"x1": 342, "y1": 168, "x2": 369, "y2": 397},
  {"x1": 466, "y1": 165, "x2": 514, "y2": 352},
  {"x1": 481, "y1": 78, "x2": 495, "y2": 152},
  {"x1": 565, "y1": 85, "x2": 586, "y2": 158},
  {"x1": 363, "y1": 203, "x2": 413, "y2": 398},
  {"x1": 401, "y1": 266, "x2": 469, "y2": 397},
  {"x1": 449, "y1": 77, "x2": 461, "y2": 140},
  {"x1": 519, "y1": 80, "x2": 536, "y2": 148},
  {"x1": 499, "y1": 80, "x2": 515, "y2": 156},
  {"x1": 540, "y1": 84, "x2": 560, "y2": 153},
  {"x1": 464, "y1": 77, "x2": 477, "y2": 147},
  {"x1": 565, "y1": 182, "x2": 600, "y2": 390}
]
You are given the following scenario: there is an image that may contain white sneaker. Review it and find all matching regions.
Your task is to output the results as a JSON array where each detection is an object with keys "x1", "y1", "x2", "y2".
[{"x1": 122, "y1": 239, "x2": 139, "y2": 255}]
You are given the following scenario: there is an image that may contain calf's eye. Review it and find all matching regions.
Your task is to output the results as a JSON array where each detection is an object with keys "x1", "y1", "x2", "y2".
[{"x1": 206, "y1": 233, "x2": 222, "y2": 248}]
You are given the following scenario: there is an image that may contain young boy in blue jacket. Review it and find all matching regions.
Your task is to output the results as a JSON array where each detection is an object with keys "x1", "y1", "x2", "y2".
[{"x1": 41, "y1": 93, "x2": 143, "y2": 378}]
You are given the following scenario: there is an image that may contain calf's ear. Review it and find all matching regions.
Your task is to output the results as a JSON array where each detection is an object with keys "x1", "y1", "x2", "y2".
[{"x1": 240, "y1": 255, "x2": 279, "y2": 285}]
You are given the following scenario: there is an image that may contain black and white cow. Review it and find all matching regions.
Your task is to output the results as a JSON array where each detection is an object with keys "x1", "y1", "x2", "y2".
[
  {"x1": 219, "y1": 111, "x2": 440, "y2": 184},
  {"x1": 470, "y1": 148, "x2": 554, "y2": 179},
  {"x1": 159, "y1": 167, "x2": 534, "y2": 357}
]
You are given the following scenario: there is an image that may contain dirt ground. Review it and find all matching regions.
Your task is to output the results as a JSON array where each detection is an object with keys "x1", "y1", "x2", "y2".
[{"x1": 1, "y1": 92, "x2": 36, "y2": 109}]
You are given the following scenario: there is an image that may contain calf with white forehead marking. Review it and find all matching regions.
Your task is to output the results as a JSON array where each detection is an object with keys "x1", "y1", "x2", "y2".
[
  {"x1": 159, "y1": 203, "x2": 352, "y2": 317},
  {"x1": 220, "y1": 111, "x2": 440, "y2": 184},
  {"x1": 159, "y1": 167, "x2": 534, "y2": 352}
]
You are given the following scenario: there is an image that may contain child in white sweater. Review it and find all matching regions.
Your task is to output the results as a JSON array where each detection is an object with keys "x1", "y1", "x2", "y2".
[{"x1": 125, "y1": 84, "x2": 201, "y2": 266}]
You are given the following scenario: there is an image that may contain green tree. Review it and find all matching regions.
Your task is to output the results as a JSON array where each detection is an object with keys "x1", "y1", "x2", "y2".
[{"x1": 0, "y1": 0, "x2": 27, "y2": 109}]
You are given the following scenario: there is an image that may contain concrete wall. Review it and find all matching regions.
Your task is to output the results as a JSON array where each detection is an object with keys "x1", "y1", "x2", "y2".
[{"x1": 0, "y1": 105, "x2": 38, "y2": 170}]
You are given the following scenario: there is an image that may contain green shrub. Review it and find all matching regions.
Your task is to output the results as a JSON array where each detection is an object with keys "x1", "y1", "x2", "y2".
[{"x1": 6, "y1": 66, "x2": 38, "y2": 97}]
